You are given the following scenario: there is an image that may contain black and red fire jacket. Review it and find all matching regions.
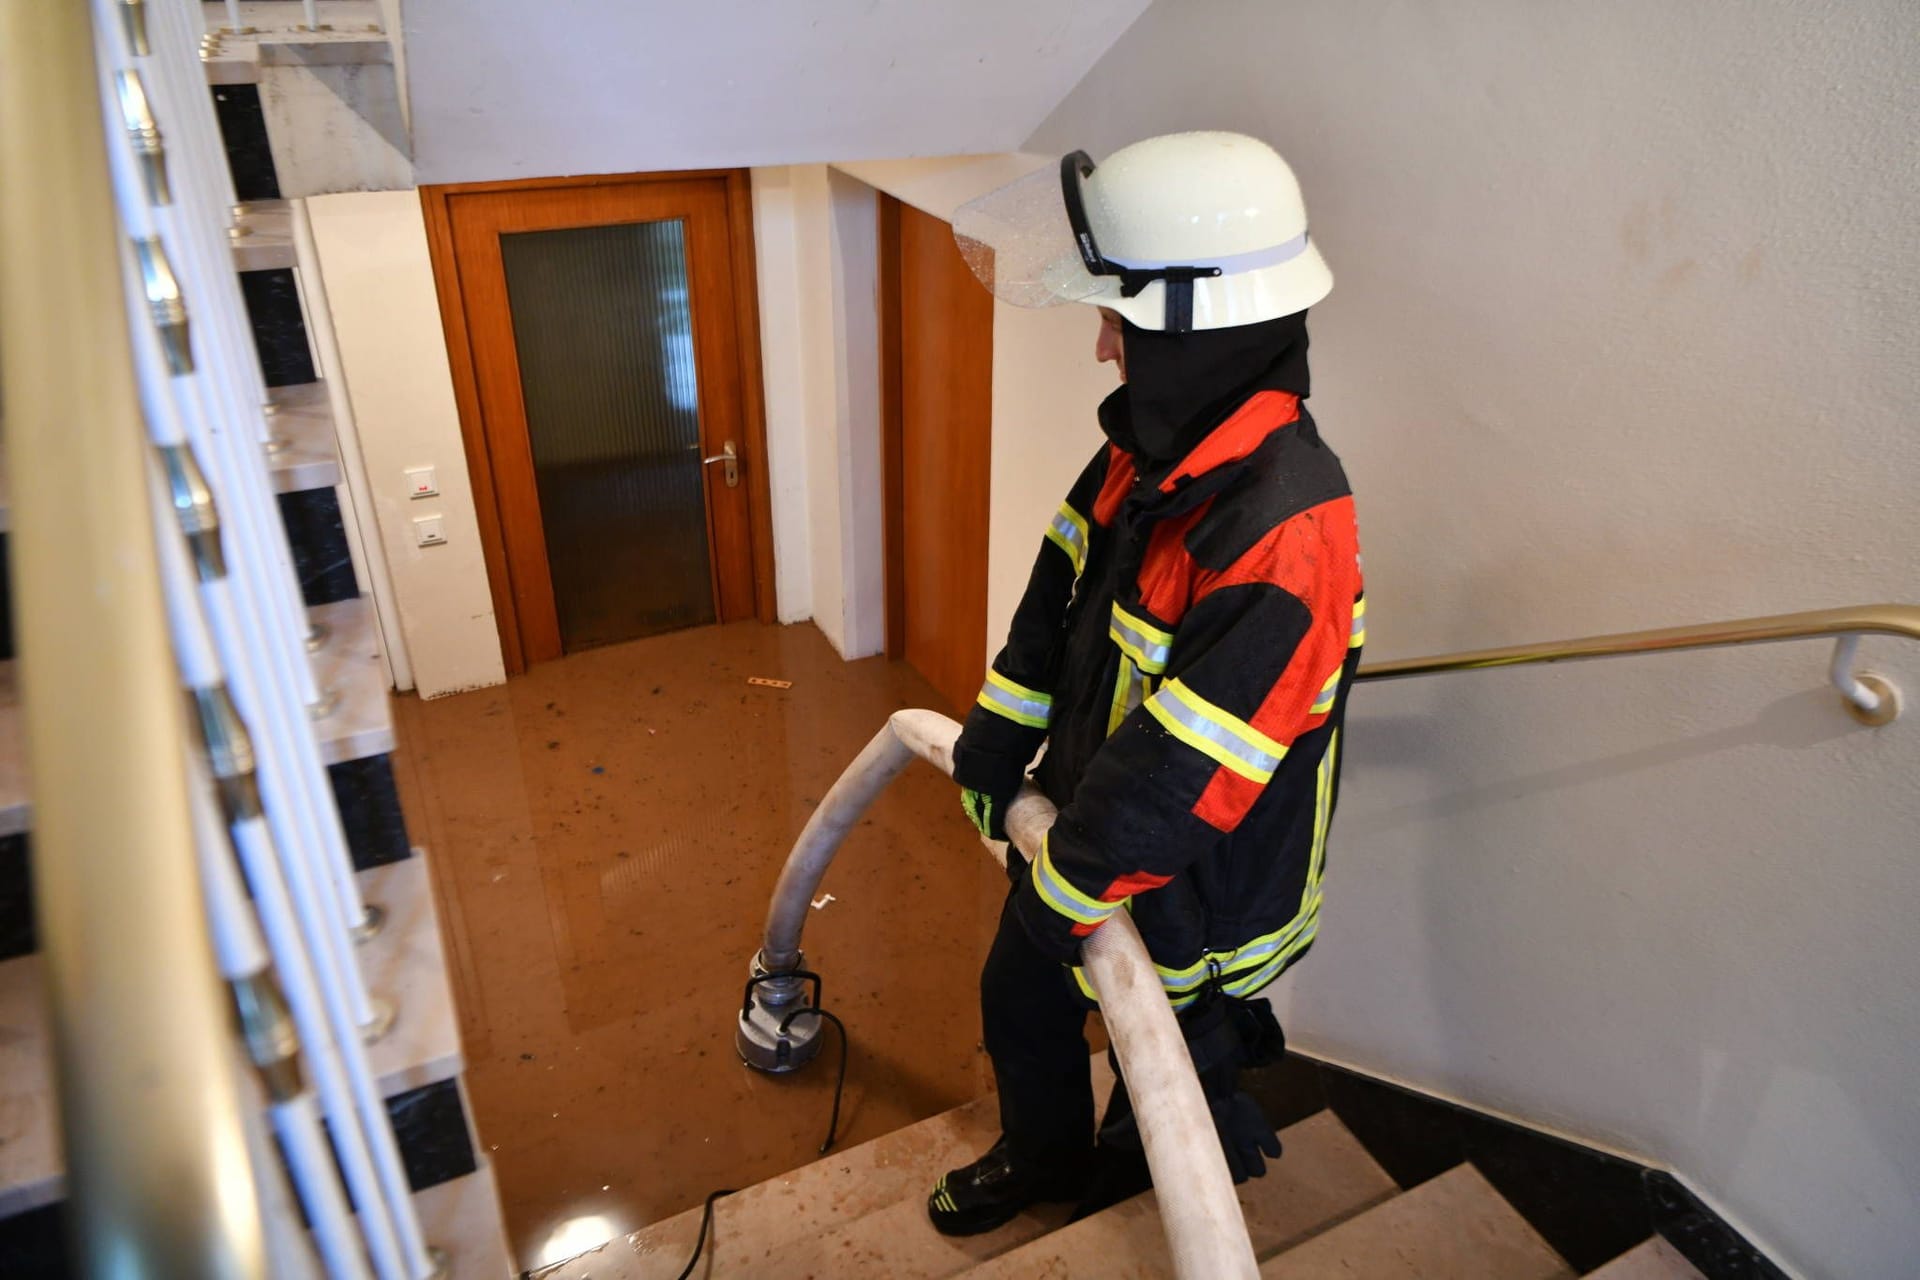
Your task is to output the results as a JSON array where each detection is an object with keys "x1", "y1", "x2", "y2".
[{"x1": 952, "y1": 388, "x2": 1364, "y2": 1009}]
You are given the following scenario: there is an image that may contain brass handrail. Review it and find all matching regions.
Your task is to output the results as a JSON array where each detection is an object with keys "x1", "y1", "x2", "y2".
[
  {"x1": 1355, "y1": 603, "x2": 1918, "y2": 723},
  {"x1": 0, "y1": 4, "x2": 265, "y2": 1277}
]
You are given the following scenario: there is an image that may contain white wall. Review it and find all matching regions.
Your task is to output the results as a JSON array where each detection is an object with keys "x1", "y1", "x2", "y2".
[
  {"x1": 399, "y1": 1, "x2": 1149, "y2": 185},
  {"x1": 824, "y1": 155, "x2": 1115, "y2": 657},
  {"x1": 984, "y1": 303, "x2": 1113, "y2": 652},
  {"x1": 835, "y1": 154, "x2": 1049, "y2": 224},
  {"x1": 1033, "y1": 3, "x2": 1920, "y2": 1275},
  {"x1": 748, "y1": 166, "x2": 886, "y2": 658},
  {"x1": 305, "y1": 190, "x2": 506, "y2": 698},
  {"x1": 748, "y1": 168, "x2": 818, "y2": 625}
]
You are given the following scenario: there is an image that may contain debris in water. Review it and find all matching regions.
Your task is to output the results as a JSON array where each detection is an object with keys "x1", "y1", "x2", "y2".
[
  {"x1": 810, "y1": 893, "x2": 837, "y2": 911},
  {"x1": 748, "y1": 676, "x2": 794, "y2": 689},
  {"x1": 591, "y1": 765, "x2": 605, "y2": 774}
]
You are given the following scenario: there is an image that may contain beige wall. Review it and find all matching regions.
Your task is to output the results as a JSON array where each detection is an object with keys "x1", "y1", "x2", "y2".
[
  {"x1": 1034, "y1": 2, "x2": 1920, "y2": 1275},
  {"x1": 748, "y1": 165, "x2": 887, "y2": 657},
  {"x1": 828, "y1": 156, "x2": 1115, "y2": 658},
  {"x1": 305, "y1": 190, "x2": 505, "y2": 698},
  {"x1": 984, "y1": 304, "x2": 1112, "y2": 652}
]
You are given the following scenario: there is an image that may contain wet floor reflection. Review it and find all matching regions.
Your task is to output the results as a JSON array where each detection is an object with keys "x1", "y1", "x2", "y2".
[{"x1": 389, "y1": 622, "x2": 1009, "y2": 1269}]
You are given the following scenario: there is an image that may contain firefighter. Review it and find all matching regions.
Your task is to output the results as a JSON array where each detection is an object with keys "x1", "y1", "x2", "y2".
[{"x1": 928, "y1": 132, "x2": 1365, "y2": 1235}]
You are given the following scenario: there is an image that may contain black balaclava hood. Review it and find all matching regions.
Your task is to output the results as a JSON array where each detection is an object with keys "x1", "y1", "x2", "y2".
[{"x1": 1097, "y1": 309, "x2": 1311, "y2": 469}]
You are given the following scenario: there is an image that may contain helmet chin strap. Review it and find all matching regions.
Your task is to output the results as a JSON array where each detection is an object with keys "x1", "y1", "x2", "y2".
[
  {"x1": 1061, "y1": 149, "x2": 1224, "y2": 334},
  {"x1": 1114, "y1": 264, "x2": 1222, "y2": 334}
]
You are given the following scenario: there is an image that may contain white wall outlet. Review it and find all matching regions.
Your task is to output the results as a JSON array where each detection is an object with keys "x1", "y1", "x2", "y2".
[
  {"x1": 406, "y1": 466, "x2": 439, "y2": 499},
  {"x1": 413, "y1": 514, "x2": 447, "y2": 547}
]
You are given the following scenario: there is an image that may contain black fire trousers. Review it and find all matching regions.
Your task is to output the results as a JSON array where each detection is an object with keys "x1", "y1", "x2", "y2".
[{"x1": 980, "y1": 880, "x2": 1121, "y2": 1171}]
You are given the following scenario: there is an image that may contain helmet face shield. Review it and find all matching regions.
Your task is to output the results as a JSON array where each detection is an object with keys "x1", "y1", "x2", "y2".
[
  {"x1": 951, "y1": 161, "x2": 1110, "y2": 310},
  {"x1": 951, "y1": 136, "x2": 1323, "y2": 332}
]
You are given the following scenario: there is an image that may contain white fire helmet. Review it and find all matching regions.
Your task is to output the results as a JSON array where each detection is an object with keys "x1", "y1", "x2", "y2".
[{"x1": 952, "y1": 131, "x2": 1331, "y2": 334}]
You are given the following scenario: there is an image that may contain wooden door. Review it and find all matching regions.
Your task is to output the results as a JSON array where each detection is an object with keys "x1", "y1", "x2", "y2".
[
  {"x1": 881, "y1": 197, "x2": 993, "y2": 713},
  {"x1": 424, "y1": 173, "x2": 773, "y2": 672}
]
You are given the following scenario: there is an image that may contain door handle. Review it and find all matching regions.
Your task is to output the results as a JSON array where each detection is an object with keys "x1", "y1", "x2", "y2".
[{"x1": 701, "y1": 440, "x2": 739, "y2": 489}]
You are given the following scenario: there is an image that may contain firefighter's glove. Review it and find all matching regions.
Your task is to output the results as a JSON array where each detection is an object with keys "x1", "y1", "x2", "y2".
[
  {"x1": 960, "y1": 787, "x2": 1010, "y2": 843},
  {"x1": 1182, "y1": 994, "x2": 1283, "y2": 1182},
  {"x1": 1211, "y1": 1089, "x2": 1283, "y2": 1183}
]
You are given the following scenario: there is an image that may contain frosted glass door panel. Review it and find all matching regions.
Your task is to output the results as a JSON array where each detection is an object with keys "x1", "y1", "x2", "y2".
[{"x1": 500, "y1": 219, "x2": 714, "y2": 650}]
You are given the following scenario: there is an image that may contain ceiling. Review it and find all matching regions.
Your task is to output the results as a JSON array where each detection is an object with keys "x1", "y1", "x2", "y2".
[{"x1": 401, "y1": 0, "x2": 1152, "y2": 184}]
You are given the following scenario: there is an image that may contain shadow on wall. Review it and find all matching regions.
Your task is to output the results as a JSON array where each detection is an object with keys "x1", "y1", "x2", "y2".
[
  {"x1": 1343, "y1": 684, "x2": 1853, "y2": 840},
  {"x1": 1324, "y1": 659, "x2": 1919, "y2": 1264}
]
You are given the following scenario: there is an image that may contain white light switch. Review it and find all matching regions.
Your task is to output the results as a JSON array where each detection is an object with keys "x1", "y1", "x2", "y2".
[
  {"x1": 413, "y1": 514, "x2": 446, "y2": 547},
  {"x1": 406, "y1": 466, "x2": 439, "y2": 499}
]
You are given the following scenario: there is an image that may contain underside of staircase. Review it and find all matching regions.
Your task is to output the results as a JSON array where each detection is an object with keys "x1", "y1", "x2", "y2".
[{"x1": 531, "y1": 1055, "x2": 1716, "y2": 1280}]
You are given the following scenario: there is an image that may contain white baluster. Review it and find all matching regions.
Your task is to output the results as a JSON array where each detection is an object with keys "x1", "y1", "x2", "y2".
[
  {"x1": 136, "y1": 0, "x2": 385, "y2": 978},
  {"x1": 93, "y1": 4, "x2": 436, "y2": 1275},
  {"x1": 151, "y1": 423, "x2": 375, "y2": 1280}
]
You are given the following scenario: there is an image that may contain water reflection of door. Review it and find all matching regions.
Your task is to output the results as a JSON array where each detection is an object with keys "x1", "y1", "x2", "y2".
[{"x1": 427, "y1": 174, "x2": 772, "y2": 672}]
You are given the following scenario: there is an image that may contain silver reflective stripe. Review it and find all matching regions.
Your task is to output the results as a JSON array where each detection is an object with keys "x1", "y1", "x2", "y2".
[
  {"x1": 1103, "y1": 231, "x2": 1311, "y2": 277},
  {"x1": 1047, "y1": 505, "x2": 1089, "y2": 575},
  {"x1": 1147, "y1": 682, "x2": 1285, "y2": 783},
  {"x1": 979, "y1": 672, "x2": 1051, "y2": 728},
  {"x1": 1109, "y1": 606, "x2": 1171, "y2": 674}
]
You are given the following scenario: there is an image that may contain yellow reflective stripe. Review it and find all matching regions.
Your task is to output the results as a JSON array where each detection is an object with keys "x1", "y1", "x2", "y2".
[
  {"x1": 1350, "y1": 596, "x2": 1367, "y2": 648},
  {"x1": 1031, "y1": 835, "x2": 1123, "y2": 928},
  {"x1": 1221, "y1": 914, "x2": 1321, "y2": 998},
  {"x1": 1159, "y1": 729, "x2": 1341, "y2": 1003},
  {"x1": 1105, "y1": 655, "x2": 1152, "y2": 737},
  {"x1": 1108, "y1": 603, "x2": 1173, "y2": 675},
  {"x1": 1310, "y1": 730, "x2": 1338, "y2": 891},
  {"x1": 1045, "y1": 503, "x2": 1090, "y2": 576},
  {"x1": 1070, "y1": 965, "x2": 1099, "y2": 1002},
  {"x1": 1310, "y1": 667, "x2": 1341, "y2": 715},
  {"x1": 1145, "y1": 679, "x2": 1287, "y2": 784},
  {"x1": 977, "y1": 670, "x2": 1052, "y2": 728}
]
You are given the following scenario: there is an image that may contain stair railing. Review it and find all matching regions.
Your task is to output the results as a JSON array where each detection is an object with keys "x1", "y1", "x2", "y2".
[
  {"x1": 2, "y1": 1, "x2": 444, "y2": 1275},
  {"x1": 1, "y1": 4, "x2": 267, "y2": 1276},
  {"x1": 1353, "y1": 603, "x2": 1915, "y2": 724},
  {"x1": 101, "y1": 0, "x2": 438, "y2": 1274}
]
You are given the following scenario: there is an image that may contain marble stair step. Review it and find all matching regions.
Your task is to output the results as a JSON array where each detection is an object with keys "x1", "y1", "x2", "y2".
[
  {"x1": 265, "y1": 380, "x2": 344, "y2": 494},
  {"x1": 731, "y1": 1182, "x2": 1073, "y2": 1280},
  {"x1": 413, "y1": 1157, "x2": 514, "y2": 1280},
  {"x1": 311, "y1": 596, "x2": 397, "y2": 766},
  {"x1": 0, "y1": 847, "x2": 464, "y2": 1220},
  {"x1": 536, "y1": 1057, "x2": 1117, "y2": 1279},
  {"x1": 231, "y1": 198, "x2": 297, "y2": 273},
  {"x1": 0, "y1": 953, "x2": 56, "y2": 1219},
  {"x1": 1260, "y1": 1163, "x2": 1575, "y2": 1280},
  {"x1": 1587, "y1": 1236, "x2": 1708, "y2": 1280},
  {"x1": 0, "y1": 663, "x2": 25, "y2": 838},
  {"x1": 0, "y1": 595, "x2": 391, "y2": 840},
  {"x1": 964, "y1": 1109, "x2": 1396, "y2": 1279}
]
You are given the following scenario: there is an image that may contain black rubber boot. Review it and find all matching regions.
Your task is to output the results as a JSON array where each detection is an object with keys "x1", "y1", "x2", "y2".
[
  {"x1": 1070, "y1": 1141, "x2": 1154, "y2": 1222},
  {"x1": 927, "y1": 1136, "x2": 1090, "y2": 1237}
]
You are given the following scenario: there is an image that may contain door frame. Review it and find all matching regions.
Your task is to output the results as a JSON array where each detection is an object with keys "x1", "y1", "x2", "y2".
[
  {"x1": 876, "y1": 192, "x2": 906, "y2": 661},
  {"x1": 420, "y1": 169, "x2": 777, "y2": 675},
  {"x1": 875, "y1": 192, "x2": 994, "y2": 708}
]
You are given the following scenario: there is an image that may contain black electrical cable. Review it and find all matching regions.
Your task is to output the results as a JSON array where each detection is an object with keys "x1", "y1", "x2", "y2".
[
  {"x1": 671, "y1": 1187, "x2": 737, "y2": 1280},
  {"x1": 665, "y1": 993, "x2": 853, "y2": 1279},
  {"x1": 778, "y1": 1005, "x2": 850, "y2": 1153}
]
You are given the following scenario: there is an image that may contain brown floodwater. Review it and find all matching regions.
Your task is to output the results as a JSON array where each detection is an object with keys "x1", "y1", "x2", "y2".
[{"x1": 390, "y1": 621, "x2": 1016, "y2": 1270}]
